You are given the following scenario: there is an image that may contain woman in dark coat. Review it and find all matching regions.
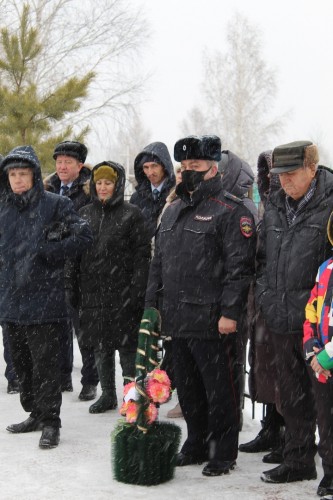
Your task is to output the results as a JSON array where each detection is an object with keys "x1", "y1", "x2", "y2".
[{"x1": 78, "y1": 161, "x2": 151, "y2": 413}]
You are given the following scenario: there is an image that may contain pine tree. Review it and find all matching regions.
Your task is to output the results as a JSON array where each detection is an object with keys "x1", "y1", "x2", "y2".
[{"x1": 0, "y1": 4, "x2": 94, "y2": 173}]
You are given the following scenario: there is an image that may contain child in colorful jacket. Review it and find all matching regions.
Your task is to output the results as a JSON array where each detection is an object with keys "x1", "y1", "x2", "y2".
[{"x1": 303, "y1": 212, "x2": 333, "y2": 497}]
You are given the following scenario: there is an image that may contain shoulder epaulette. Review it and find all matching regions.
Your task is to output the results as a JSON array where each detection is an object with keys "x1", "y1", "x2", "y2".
[{"x1": 223, "y1": 190, "x2": 243, "y2": 204}]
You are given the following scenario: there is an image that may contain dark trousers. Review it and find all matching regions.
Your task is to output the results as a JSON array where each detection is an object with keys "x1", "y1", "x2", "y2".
[
  {"x1": 118, "y1": 348, "x2": 136, "y2": 384},
  {"x1": 271, "y1": 333, "x2": 317, "y2": 469},
  {"x1": 173, "y1": 336, "x2": 239, "y2": 462},
  {"x1": 59, "y1": 320, "x2": 73, "y2": 385},
  {"x1": 80, "y1": 345, "x2": 99, "y2": 386},
  {"x1": 99, "y1": 344, "x2": 136, "y2": 385},
  {"x1": 64, "y1": 305, "x2": 99, "y2": 387},
  {"x1": 160, "y1": 339, "x2": 176, "y2": 390},
  {"x1": 6, "y1": 322, "x2": 62, "y2": 427},
  {"x1": 235, "y1": 312, "x2": 248, "y2": 426},
  {"x1": 309, "y1": 368, "x2": 333, "y2": 476},
  {"x1": 2, "y1": 324, "x2": 17, "y2": 383}
]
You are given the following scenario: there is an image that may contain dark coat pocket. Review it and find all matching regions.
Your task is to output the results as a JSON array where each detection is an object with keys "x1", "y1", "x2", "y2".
[{"x1": 178, "y1": 292, "x2": 218, "y2": 333}]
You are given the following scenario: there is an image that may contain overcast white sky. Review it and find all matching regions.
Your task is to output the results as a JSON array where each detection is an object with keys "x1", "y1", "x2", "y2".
[{"x1": 135, "y1": 0, "x2": 333, "y2": 167}]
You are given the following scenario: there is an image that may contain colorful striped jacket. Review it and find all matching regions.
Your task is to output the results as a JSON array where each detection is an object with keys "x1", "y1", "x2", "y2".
[{"x1": 303, "y1": 257, "x2": 333, "y2": 383}]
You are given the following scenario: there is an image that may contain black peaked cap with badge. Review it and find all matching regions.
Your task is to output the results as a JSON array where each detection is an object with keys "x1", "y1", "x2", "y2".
[
  {"x1": 271, "y1": 140, "x2": 313, "y2": 174},
  {"x1": 174, "y1": 135, "x2": 222, "y2": 162},
  {"x1": 53, "y1": 141, "x2": 88, "y2": 163}
]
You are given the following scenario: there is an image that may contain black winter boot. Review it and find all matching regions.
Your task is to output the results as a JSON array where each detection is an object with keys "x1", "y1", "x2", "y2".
[
  {"x1": 89, "y1": 350, "x2": 117, "y2": 414},
  {"x1": 317, "y1": 474, "x2": 333, "y2": 496},
  {"x1": 262, "y1": 444, "x2": 284, "y2": 464},
  {"x1": 7, "y1": 416, "x2": 43, "y2": 433},
  {"x1": 239, "y1": 403, "x2": 284, "y2": 453},
  {"x1": 78, "y1": 384, "x2": 97, "y2": 401},
  {"x1": 39, "y1": 426, "x2": 60, "y2": 449},
  {"x1": 89, "y1": 393, "x2": 118, "y2": 413},
  {"x1": 7, "y1": 380, "x2": 19, "y2": 394},
  {"x1": 261, "y1": 463, "x2": 317, "y2": 483},
  {"x1": 262, "y1": 429, "x2": 285, "y2": 463}
]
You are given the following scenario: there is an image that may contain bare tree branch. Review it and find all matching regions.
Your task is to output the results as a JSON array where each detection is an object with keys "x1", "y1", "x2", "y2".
[
  {"x1": 2, "y1": 0, "x2": 150, "y2": 124},
  {"x1": 181, "y1": 13, "x2": 287, "y2": 168}
]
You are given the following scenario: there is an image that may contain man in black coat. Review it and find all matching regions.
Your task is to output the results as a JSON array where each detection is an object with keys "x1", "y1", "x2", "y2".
[
  {"x1": 0, "y1": 145, "x2": 92, "y2": 448},
  {"x1": 145, "y1": 135, "x2": 256, "y2": 477},
  {"x1": 44, "y1": 141, "x2": 91, "y2": 210},
  {"x1": 0, "y1": 152, "x2": 20, "y2": 395},
  {"x1": 44, "y1": 141, "x2": 99, "y2": 401},
  {"x1": 256, "y1": 140, "x2": 333, "y2": 485},
  {"x1": 130, "y1": 141, "x2": 175, "y2": 239}
]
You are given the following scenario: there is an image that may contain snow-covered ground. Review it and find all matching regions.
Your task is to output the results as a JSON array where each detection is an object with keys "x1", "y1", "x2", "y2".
[{"x1": 0, "y1": 339, "x2": 322, "y2": 500}]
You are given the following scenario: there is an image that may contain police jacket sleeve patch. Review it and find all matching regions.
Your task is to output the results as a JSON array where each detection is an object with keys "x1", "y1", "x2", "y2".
[
  {"x1": 224, "y1": 191, "x2": 242, "y2": 204},
  {"x1": 240, "y1": 216, "x2": 253, "y2": 238}
]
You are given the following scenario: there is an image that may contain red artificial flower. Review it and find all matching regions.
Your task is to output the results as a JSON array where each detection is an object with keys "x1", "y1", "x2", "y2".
[
  {"x1": 119, "y1": 401, "x2": 129, "y2": 416},
  {"x1": 123, "y1": 381, "x2": 135, "y2": 397},
  {"x1": 146, "y1": 403, "x2": 158, "y2": 424},
  {"x1": 125, "y1": 401, "x2": 139, "y2": 424},
  {"x1": 148, "y1": 369, "x2": 171, "y2": 387},
  {"x1": 146, "y1": 379, "x2": 170, "y2": 404}
]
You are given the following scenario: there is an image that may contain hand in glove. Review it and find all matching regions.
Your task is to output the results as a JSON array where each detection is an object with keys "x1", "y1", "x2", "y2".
[
  {"x1": 304, "y1": 338, "x2": 322, "y2": 363},
  {"x1": 44, "y1": 221, "x2": 70, "y2": 242}
]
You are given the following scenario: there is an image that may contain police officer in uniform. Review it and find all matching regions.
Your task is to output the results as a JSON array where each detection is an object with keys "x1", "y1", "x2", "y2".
[{"x1": 145, "y1": 135, "x2": 256, "y2": 476}]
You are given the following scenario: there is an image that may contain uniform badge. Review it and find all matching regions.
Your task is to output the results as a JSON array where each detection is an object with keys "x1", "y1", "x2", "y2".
[{"x1": 240, "y1": 216, "x2": 253, "y2": 238}]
